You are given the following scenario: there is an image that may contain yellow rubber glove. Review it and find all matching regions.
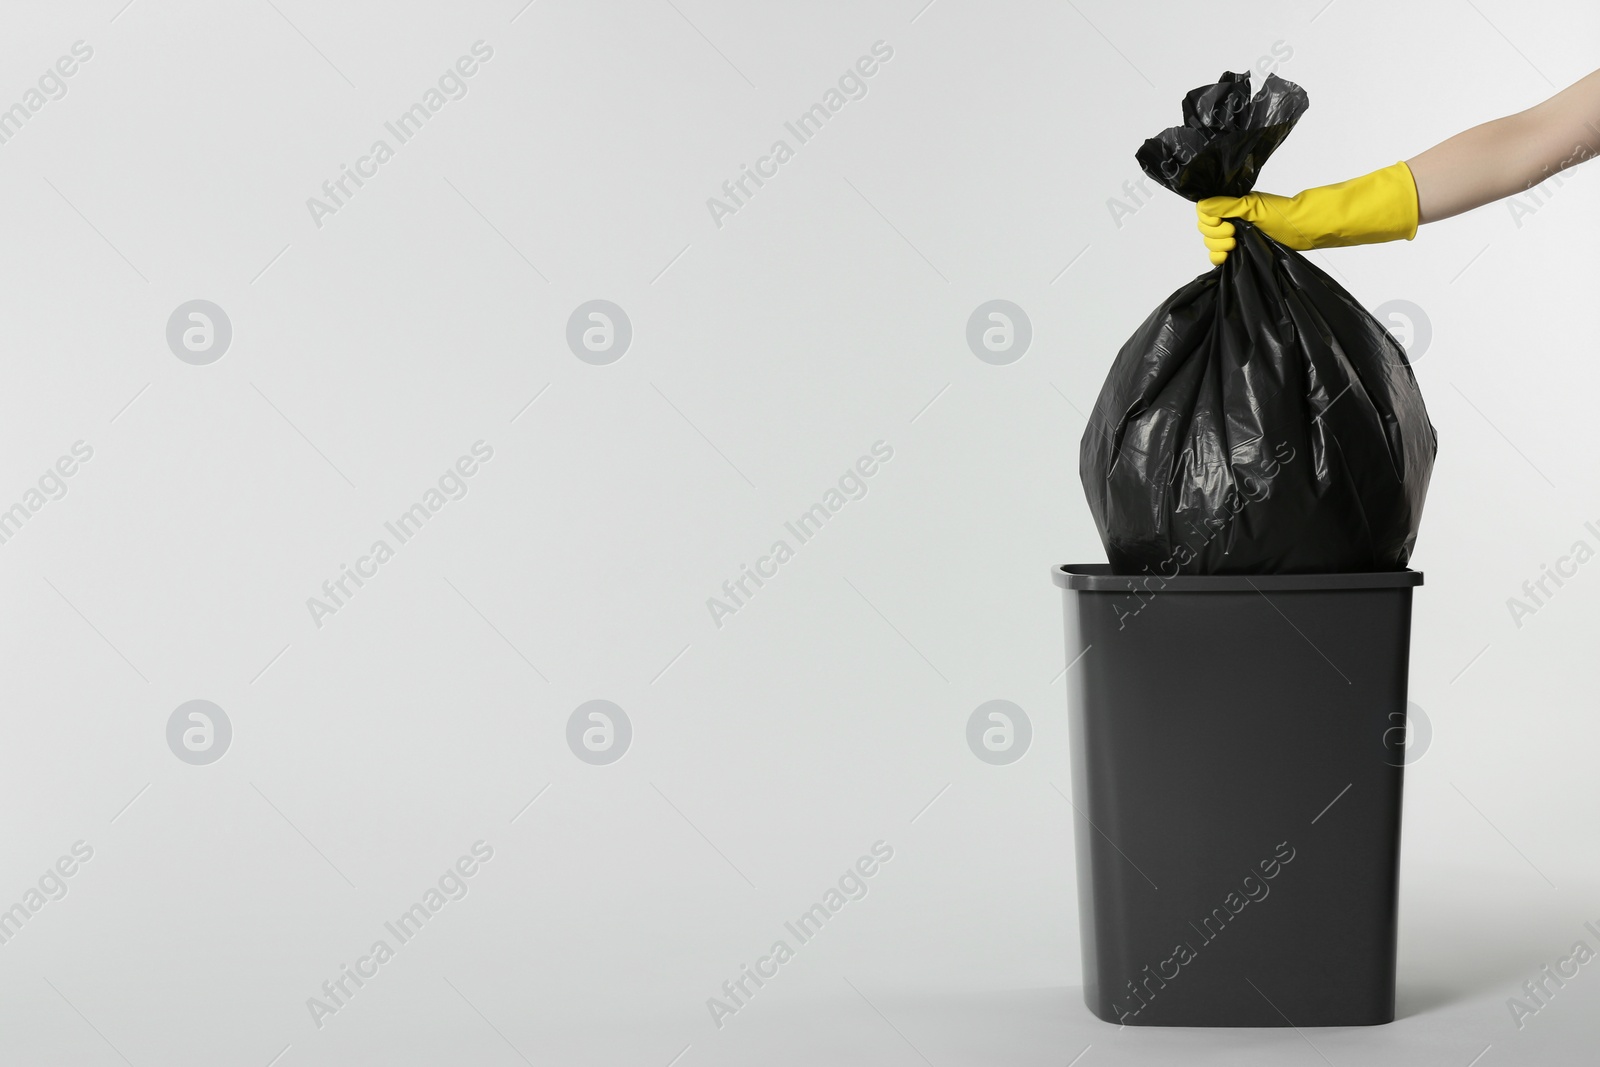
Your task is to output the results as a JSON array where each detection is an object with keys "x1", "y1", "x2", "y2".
[{"x1": 1196, "y1": 161, "x2": 1420, "y2": 265}]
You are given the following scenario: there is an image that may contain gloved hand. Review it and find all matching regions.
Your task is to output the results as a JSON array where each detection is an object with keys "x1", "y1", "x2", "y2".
[{"x1": 1196, "y1": 161, "x2": 1421, "y2": 265}]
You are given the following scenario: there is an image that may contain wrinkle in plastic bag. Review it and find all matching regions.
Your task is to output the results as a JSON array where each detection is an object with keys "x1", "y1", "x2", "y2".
[{"x1": 1082, "y1": 72, "x2": 1436, "y2": 575}]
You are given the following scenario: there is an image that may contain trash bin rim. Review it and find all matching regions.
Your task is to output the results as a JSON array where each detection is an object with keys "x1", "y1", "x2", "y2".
[{"x1": 1052, "y1": 563, "x2": 1423, "y2": 592}]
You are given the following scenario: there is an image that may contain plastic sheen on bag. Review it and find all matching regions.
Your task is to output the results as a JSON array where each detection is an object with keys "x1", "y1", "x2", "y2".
[{"x1": 1080, "y1": 72, "x2": 1437, "y2": 576}]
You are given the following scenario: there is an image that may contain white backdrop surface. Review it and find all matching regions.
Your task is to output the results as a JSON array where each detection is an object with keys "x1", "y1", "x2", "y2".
[{"x1": 0, "y1": 2, "x2": 1597, "y2": 1064}]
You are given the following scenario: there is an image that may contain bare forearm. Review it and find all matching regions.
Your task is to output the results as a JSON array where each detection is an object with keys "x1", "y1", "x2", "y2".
[{"x1": 1407, "y1": 68, "x2": 1600, "y2": 223}]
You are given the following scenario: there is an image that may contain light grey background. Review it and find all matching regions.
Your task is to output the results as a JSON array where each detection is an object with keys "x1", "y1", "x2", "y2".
[{"x1": 1, "y1": 1, "x2": 1597, "y2": 1064}]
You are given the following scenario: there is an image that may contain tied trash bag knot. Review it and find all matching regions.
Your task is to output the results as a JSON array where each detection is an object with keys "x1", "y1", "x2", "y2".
[
  {"x1": 1135, "y1": 70, "x2": 1309, "y2": 201},
  {"x1": 1080, "y1": 71, "x2": 1436, "y2": 576}
]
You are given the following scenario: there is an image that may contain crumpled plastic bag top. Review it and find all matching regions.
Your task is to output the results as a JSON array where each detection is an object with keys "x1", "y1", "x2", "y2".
[{"x1": 1134, "y1": 71, "x2": 1310, "y2": 201}]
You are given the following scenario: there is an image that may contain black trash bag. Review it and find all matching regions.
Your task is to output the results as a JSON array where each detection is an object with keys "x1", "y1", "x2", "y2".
[{"x1": 1080, "y1": 71, "x2": 1436, "y2": 576}]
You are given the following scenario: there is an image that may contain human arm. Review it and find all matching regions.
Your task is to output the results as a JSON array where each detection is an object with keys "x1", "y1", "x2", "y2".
[
  {"x1": 1197, "y1": 68, "x2": 1600, "y2": 263},
  {"x1": 1407, "y1": 66, "x2": 1600, "y2": 222}
]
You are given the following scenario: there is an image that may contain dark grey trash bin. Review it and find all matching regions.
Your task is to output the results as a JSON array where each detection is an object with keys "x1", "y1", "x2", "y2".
[{"x1": 1053, "y1": 564, "x2": 1422, "y2": 1027}]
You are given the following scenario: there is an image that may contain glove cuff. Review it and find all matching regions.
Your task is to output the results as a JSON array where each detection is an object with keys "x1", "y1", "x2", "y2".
[
  {"x1": 1373, "y1": 160, "x2": 1421, "y2": 242},
  {"x1": 1302, "y1": 161, "x2": 1421, "y2": 248}
]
